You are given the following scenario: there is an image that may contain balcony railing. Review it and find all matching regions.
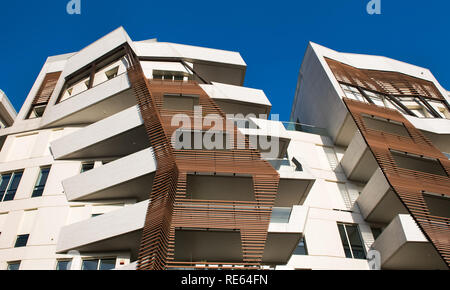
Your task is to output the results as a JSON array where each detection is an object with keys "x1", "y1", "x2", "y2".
[{"x1": 282, "y1": 121, "x2": 328, "y2": 136}]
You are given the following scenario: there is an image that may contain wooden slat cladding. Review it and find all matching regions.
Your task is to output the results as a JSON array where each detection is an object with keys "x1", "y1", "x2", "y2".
[
  {"x1": 127, "y1": 54, "x2": 279, "y2": 270},
  {"x1": 343, "y1": 98, "x2": 450, "y2": 268},
  {"x1": 325, "y1": 58, "x2": 444, "y2": 100},
  {"x1": 33, "y1": 72, "x2": 62, "y2": 105}
]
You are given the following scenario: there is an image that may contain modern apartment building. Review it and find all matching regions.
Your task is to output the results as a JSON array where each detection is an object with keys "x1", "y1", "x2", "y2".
[
  {"x1": 0, "y1": 27, "x2": 448, "y2": 270},
  {"x1": 291, "y1": 43, "x2": 450, "y2": 270}
]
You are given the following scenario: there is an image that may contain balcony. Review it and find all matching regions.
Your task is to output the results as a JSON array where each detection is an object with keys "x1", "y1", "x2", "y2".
[
  {"x1": 56, "y1": 200, "x2": 148, "y2": 261},
  {"x1": 357, "y1": 169, "x2": 409, "y2": 224},
  {"x1": 62, "y1": 148, "x2": 156, "y2": 201},
  {"x1": 372, "y1": 214, "x2": 447, "y2": 270},
  {"x1": 236, "y1": 118, "x2": 291, "y2": 159},
  {"x1": 267, "y1": 159, "x2": 315, "y2": 207},
  {"x1": 42, "y1": 73, "x2": 135, "y2": 127},
  {"x1": 263, "y1": 206, "x2": 308, "y2": 264},
  {"x1": 340, "y1": 131, "x2": 378, "y2": 182},
  {"x1": 200, "y1": 82, "x2": 272, "y2": 116},
  {"x1": 51, "y1": 106, "x2": 149, "y2": 160}
]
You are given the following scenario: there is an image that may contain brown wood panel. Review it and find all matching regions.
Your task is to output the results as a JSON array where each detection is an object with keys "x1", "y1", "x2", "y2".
[
  {"x1": 343, "y1": 98, "x2": 450, "y2": 268},
  {"x1": 126, "y1": 52, "x2": 279, "y2": 270}
]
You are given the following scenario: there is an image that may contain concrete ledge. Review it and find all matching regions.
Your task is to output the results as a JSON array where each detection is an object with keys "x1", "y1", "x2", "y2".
[{"x1": 62, "y1": 148, "x2": 156, "y2": 201}]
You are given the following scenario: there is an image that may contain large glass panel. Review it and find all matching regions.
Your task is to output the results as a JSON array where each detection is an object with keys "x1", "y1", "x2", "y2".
[
  {"x1": 81, "y1": 163, "x2": 95, "y2": 173},
  {"x1": 293, "y1": 237, "x2": 308, "y2": 255},
  {"x1": 14, "y1": 234, "x2": 29, "y2": 248},
  {"x1": 56, "y1": 260, "x2": 71, "y2": 270},
  {"x1": 4, "y1": 172, "x2": 23, "y2": 201},
  {"x1": 345, "y1": 225, "x2": 366, "y2": 259},
  {"x1": 338, "y1": 224, "x2": 352, "y2": 258},
  {"x1": 32, "y1": 167, "x2": 50, "y2": 198},
  {"x1": 99, "y1": 259, "x2": 116, "y2": 270},
  {"x1": 270, "y1": 208, "x2": 292, "y2": 223},
  {"x1": 7, "y1": 262, "x2": 20, "y2": 270},
  {"x1": 341, "y1": 84, "x2": 366, "y2": 102},
  {"x1": 0, "y1": 174, "x2": 12, "y2": 202},
  {"x1": 82, "y1": 259, "x2": 99, "y2": 270}
]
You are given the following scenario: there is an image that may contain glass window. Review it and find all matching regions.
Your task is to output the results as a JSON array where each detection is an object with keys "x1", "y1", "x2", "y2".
[
  {"x1": 340, "y1": 84, "x2": 366, "y2": 103},
  {"x1": 398, "y1": 97, "x2": 434, "y2": 118},
  {"x1": 7, "y1": 261, "x2": 21, "y2": 270},
  {"x1": 338, "y1": 223, "x2": 366, "y2": 259},
  {"x1": 270, "y1": 208, "x2": 292, "y2": 223},
  {"x1": 371, "y1": 227, "x2": 383, "y2": 240},
  {"x1": 82, "y1": 258, "x2": 116, "y2": 270},
  {"x1": 293, "y1": 237, "x2": 308, "y2": 255},
  {"x1": 82, "y1": 259, "x2": 99, "y2": 270},
  {"x1": 99, "y1": 259, "x2": 116, "y2": 270},
  {"x1": 105, "y1": 66, "x2": 119, "y2": 80},
  {"x1": 14, "y1": 234, "x2": 29, "y2": 248},
  {"x1": 0, "y1": 174, "x2": 12, "y2": 202},
  {"x1": 81, "y1": 162, "x2": 95, "y2": 173},
  {"x1": 292, "y1": 157, "x2": 303, "y2": 172},
  {"x1": 27, "y1": 105, "x2": 47, "y2": 119},
  {"x1": 32, "y1": 167, "x2": 50, "y2": 198},
  {"x1": 428, "y1": 99, "x2": 450, "y2": 119},
  {"x1": 0, "y1": 171, "x2": 23, "y2": 202},
  {"x1": 56, "y1": 260, "x2": 72, "y2": 270}
]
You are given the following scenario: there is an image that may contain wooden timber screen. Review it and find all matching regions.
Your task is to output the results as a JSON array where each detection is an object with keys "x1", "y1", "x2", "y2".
[
  {"x1": 343, "y1": 99, "x2": 450, "y2": 268},
  {"x1": 325, "y1": 58, "x2": 450, "y2": 268},
  {"x1": 126, "y1": 54, "x2": 279, "y2": 270},
  {"x1": 325, "y1": 58, "x2": 444, "y2": 101}
]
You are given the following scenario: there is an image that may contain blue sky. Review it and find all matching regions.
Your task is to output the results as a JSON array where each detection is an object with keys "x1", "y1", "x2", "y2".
[{"x1": 1, "y1": 0, "x2": 449, "y2": 121}]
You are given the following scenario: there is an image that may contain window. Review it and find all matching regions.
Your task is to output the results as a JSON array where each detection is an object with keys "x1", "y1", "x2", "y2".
[
  {"x1": 81, "y1": 258, "x2": 116, "y2": 270},
  {"x1": 390, "y1": 150, "x2": 448, "y2": 177},
  {"x1": 56, "y1": 260, "x2": 72, "y2": 270},
  {"x1": 153, "y1": 70, "x2": 190, "y2": 81},
  {"x1": 27, "y1": 71, "x2": 61, "y2": 119},
  {"x1": 337, "y1": 223, "x2": 366, "y2": 259},
  {"x1": 14, "y1": 234, "x2": 29, "y2": 248},
  {"x1": 362, "y1": 114, "x2": 410, "y2": 137},
  {"x1": 423, "y1": 192, "x2": 450, "y2": 219},
  {"x1": 105, "y1": 66, "x2": 119, "y2": 80},
  {"x1": 270, "y1": 208, "x2": 292, "y2": 223},
  {"x1": 293, "y1": 237, "x2": 308, "y2": 255},
  {"x1": 371, "y1": 227, "x2": 383, "y2": 240},
  {"x1": 292, "y1": 157, "x2": 303, "y2": 172},
  {"x1": 362, "y1": 90, "x2": 397, "y2": 109},
  {"x1": 7, "y1": 261, "x2": 21, "y2": 270},
  {"x1": 340, "y1": 84, "x2": 366, "y2": 103},
  {"x1": 0, "y1": 171, "x2": 23, "y2": 202},
  {"x1": 81, "y1": 162, "x2": 95, "y2": 173},
  {"x1": 397, "y1": 97, "x2": 434, "y2": 118},
  {"x1": 27, "y1": 104, "x2": 47, "y2": 119},
  {"x1": 163, "y1": 94, "x2": 199, "y2": 111},
  {"x1": 31, "y1": 167, "x2": 50, "y2": 198}
]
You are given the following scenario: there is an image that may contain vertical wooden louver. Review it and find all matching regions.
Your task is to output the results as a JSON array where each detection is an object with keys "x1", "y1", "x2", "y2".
[
  {"x1": 33, "y1": 72, "x2": 62, "y2": 105},
  {"x1": 125, "y1": 51, "x2": 279, "y2": 270}
]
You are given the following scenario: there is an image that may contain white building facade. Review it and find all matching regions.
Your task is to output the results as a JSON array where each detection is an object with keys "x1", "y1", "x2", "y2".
[{"x1": 0, "y1": 29, "x2": 448, "y2": 270}]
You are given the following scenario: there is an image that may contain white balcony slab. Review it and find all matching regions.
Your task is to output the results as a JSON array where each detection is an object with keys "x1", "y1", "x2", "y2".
[
  {"x1": 50, "y1": 105, "x2": 148, "y2": 160},
  {"x1": 372, "y1": 214, "x2": 447, "y2": 270},
  {"x1": 263, "y1": 206, "x2": 308, "y2": 264},
  {"x1": 42, "y1": 73, "x2": 135, "y2": 127},
  {"x1": 341, "y1": 131, "x2": 378, "y2": 182},
  {"x1": 62, "y1": 148, "x2": 156, "y2": 201},
  {"x1": 357, "y1": 169, "x2": 408, "y2": 223},
  {"x1": 200, "y1": 82, "x2": 271, "y2": 116},
  {"x1": 56, "y1": 200, "x2": 148, "y2": 260}
]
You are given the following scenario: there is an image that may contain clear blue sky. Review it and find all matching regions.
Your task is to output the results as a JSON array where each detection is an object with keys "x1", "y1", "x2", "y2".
[{"x1": 1, "y1": 0, "x2": 449, "y2": 121}]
